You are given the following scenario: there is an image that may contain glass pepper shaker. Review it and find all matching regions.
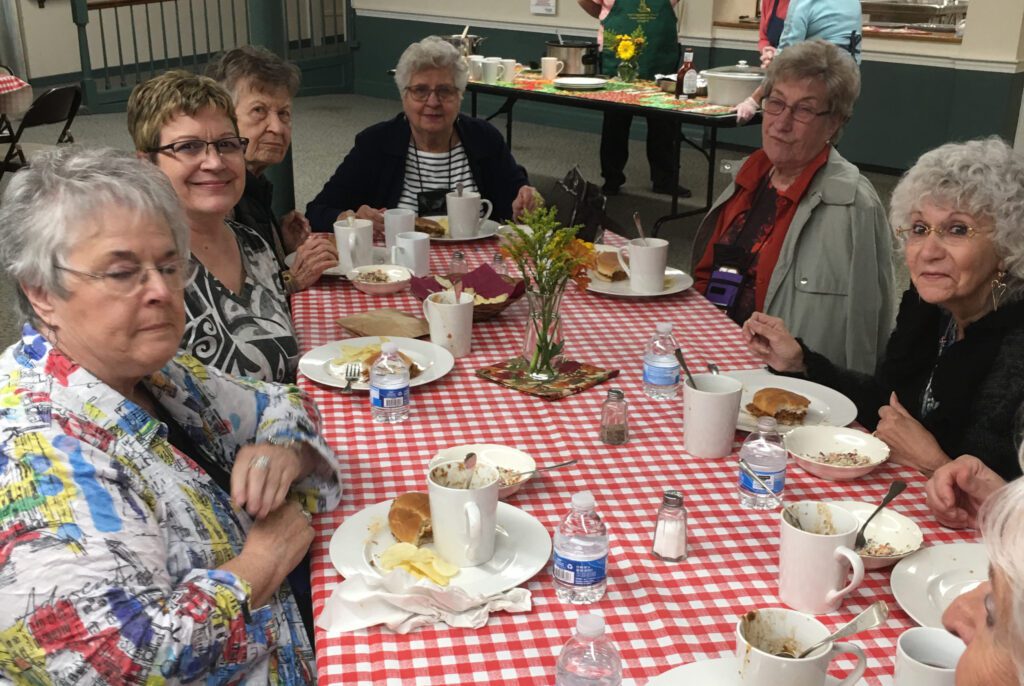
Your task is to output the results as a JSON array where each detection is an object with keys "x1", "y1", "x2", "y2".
[
  {"x1": 491, "y1": 252, "x2": 508, "y2": 276},
  {"x1": 599, "y1": 388, "x2": 629, "y2": 445},
  {"x1": 652, "y1": 490, "x2": 687, "y2": 561},
  {"x1": 448, "y1": 250, "x2": 469, "y2": 279}
]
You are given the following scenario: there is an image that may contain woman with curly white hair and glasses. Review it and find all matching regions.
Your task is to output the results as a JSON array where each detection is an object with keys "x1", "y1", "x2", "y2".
[
  {"x1": 306, "y1": 35, "x2": 541, "y2": 232},
  {"x1": 744, "y1": 136, "x2": 1024, "y2": 480}
]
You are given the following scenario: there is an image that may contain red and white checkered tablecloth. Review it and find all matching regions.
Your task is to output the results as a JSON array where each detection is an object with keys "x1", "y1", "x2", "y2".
[
  {"x1": 292, "y1": 236, "x2": 976, "y2": 685},
  {"x1": 0, "y1": 74, "x2": 28, "y2": 96}
]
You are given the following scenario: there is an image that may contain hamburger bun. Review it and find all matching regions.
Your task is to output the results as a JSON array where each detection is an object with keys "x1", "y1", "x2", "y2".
[
  {"x1": 414, "y1": 217, "x2": 446, "y2": 238},
  {"x1": 746, "y1": 387, "x2": 810, "y2": 424},
  {"x1": 388, "y1": 492, "x2": 432, "y2": 545},
  {"x1": 592, "y1": 250, "x2": 627, "y2": 282}
]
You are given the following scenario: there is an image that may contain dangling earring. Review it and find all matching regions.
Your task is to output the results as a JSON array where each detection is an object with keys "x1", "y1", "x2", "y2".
[{"x1": 991, "y1": 270, "x2": 1008, "y2": 311}]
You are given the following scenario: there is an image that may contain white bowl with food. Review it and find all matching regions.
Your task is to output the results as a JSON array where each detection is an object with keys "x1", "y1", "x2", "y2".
[
  {"x1": 832, "y1": 500, "x2": 924, "y2": 570},
  {"x1": 347, "y1": 264, "x2": 413, "y2": 295},
  {"x1": 786, "y1": 426, "x2": 890, "y2": 481},
  {"x1": 429, "y1": 444, "x2": 536, "y2": 499}
]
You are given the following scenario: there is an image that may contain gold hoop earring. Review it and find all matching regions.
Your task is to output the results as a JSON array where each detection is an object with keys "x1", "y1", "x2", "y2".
[{"x1": 992, "y1": 270, "x2": 1008, "y2": 311}]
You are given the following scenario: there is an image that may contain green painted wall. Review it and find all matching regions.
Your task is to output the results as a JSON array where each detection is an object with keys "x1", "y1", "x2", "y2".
[{"x1": 353, "y1": 14, "x2": 1024, "y2": 171}]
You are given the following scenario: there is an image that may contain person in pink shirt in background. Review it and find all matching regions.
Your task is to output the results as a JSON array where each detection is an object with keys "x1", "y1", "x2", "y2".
[{"x1": 759, "y1": 0, "x2": 791, "y2": 67}]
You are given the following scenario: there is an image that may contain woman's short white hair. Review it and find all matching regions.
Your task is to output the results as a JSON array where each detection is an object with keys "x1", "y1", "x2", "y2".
[
  {"x1": 394, "y1": 36, "x2": 468, "y2": 94},
  {"x1": 889, "y1": 137, "x2": 1024, "y2": 303},
  {"x1": 0, "y1": 147, "x2": 190, "y2": 326},
  {"x1": 980, "y1": 475, "x2": 1024, "y2": 683}
]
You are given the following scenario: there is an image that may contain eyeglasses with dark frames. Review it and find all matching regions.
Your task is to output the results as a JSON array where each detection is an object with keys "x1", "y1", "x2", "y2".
[
  {"x1": 403, "y1": 85, "x2": 462, "y2": 103},
  {"x1": 148, "y1": 137, "x2": 249, "y2": 158},
  {"x1": 56, "y1": 257, "x2": 197, "y2": 296},
  {"x1": 761, "y1": 97, "x2": 831, "y2": 124}
]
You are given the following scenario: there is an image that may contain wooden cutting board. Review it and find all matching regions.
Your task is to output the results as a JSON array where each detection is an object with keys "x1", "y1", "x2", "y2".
[{"x1": 337, "y1": 308, "x2": 429, "y2": 338}]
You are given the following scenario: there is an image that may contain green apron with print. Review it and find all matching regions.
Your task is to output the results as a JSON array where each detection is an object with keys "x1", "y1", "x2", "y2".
[{"x1": 601, "y1": 0, "x2": 679, "y2": 79}]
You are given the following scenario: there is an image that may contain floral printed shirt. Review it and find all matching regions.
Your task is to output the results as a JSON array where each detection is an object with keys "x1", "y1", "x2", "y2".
[{"x1": 0, "y1": 325, "x2": 343, "y2": 684}]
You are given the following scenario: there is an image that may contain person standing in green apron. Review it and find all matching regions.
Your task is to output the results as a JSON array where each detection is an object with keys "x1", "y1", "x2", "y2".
[{"x1": 577, "y1": 0, "x2": 686, "y2": 196}]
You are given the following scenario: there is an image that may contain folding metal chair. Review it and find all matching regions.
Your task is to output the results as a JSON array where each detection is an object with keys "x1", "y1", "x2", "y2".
[{"x1": 0, "y1": 84, "x2": 82, "y2": 181}]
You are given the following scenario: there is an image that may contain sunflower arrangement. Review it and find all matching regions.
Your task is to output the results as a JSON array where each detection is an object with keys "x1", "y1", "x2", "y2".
[{"x1": 604, "y1": 27, "x2": 646, "y2": 81}]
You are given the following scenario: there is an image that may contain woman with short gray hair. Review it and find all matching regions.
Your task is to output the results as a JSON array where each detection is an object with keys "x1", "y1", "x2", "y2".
[
  {"x1": 745, "y1": 137, "x2": 1024, "y2": 481},
  {"x1": 306, "y1": 35, "x2": 541, "y2": 231},
  {"x1": 0, "y1": 147, "x2": 341, "y2": 682}
]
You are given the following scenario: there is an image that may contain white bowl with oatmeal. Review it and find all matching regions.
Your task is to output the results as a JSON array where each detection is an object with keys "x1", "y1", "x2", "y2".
[
  {"x1": 347, "y1": 264, "x2": 413, "y2": 295},
  {"x1": 786, "y1": 426, "x2": 889, "y2": 481},
  {"x1": 429, "y1": 444, "x2": 537, "y2": 499},
  {"x1": 833, "y1": 500, "x2": 924, "y2": 570}
]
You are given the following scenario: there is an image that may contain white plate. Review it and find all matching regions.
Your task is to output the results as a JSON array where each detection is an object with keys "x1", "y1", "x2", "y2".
[
  {"x1": 285, "y1": 247, "x2": 389, "y2": 277},
  {"x1": 553, "y1": 76, "x2": 609, "y2": 91},
  {"x1": 586, "y1": 246, "x2": 693, "y2": 298},
  {"x1": 891, "y1": 543, "x2": 988, "y2": 628},
  {"x1": 647, "y1": 656, "x2": 866, "y2": 685},
  {"x1": 329, "y1": 500, "x2": 552, "y2": 596},
  {"x1": 298, "y1": 336, "x2": 455, "y2": 391},
  {"x1": 832, "y1": 500, "x2": 924, "y2": 570},
  {"x1": 422, "y1": 215, "x2": 500, "y2": 242},
  {"x1": 726, "y1": 369, "x2": 858, "y2": 433}
]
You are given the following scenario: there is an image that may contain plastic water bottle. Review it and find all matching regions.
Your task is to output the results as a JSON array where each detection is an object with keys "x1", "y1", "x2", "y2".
[
  {"x1": 738, "y1": 417, "x2": 787, "y2": 509},
  {"x1": 555, "y1": 614, "x2": 622, "y2": 686},
  {"x1": 369, "y1": 342, "x2": 410, "y2": 423},
  {"x1": 642, "y1": 322, "x2": 680, "y2": 399},
  {"x1": 553, "y1": 492, "x2": 609, "y2": 604}
]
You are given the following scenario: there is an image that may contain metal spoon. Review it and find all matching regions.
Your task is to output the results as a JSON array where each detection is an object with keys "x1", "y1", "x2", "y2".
[
  {"x1": 778, "y1": 601, "x2": 889, "y2": 659},
  {"x1": 854, "y1": 480, "x2": 908, "y2": 550},
  {"x1": 673, "y1": 347, "x2": 698, "y2": 390},
  {"x1": 738, "y1": 458, "x2": 803, "y2": 529},
  {"x1": 707, "y1": 363, "x2": 720, "y2": 375},
  {"x1": 456, "y1": 181, "x2": 464, "y2": 197},
  {"x1": 462, "y1": 452, "x2": 477, "y2": 489},
  {"x1": 632, "y1": 211, "x2": 649, "y2": 247},
  {"x1": 499, "y1": 458, "x2": 578, "y2": 484},
  {"x1": 556, "y1": 29, "x2": 564, "y2": 45}
]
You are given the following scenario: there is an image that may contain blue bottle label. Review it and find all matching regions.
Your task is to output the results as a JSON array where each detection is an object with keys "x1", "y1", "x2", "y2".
[
  {"x1": 370, "y1": 386, "x2": 409, "y2": 409},
  {"x1": 552, "y1": 552, "x2": 607, "y2": 586},
  {"x1": 739, "y1": 468, "x2": 785, "y2": 495},
  {"x1": 643, "y1": 362, "x2": 680, "y2": 386}
]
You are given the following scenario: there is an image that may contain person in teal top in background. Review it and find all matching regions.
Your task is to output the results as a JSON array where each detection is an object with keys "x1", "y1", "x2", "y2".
[
  {"x1": 577, "y1": 0, "x2": 687, "y2": 197},
  {"x1": 778, "y1": 0, "x2": 862, "y2": 64}
]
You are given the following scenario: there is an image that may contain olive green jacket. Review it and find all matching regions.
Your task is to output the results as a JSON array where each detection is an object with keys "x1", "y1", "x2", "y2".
[{"x1": 691, "y1": 147, "x2": 896, "y2": 374}]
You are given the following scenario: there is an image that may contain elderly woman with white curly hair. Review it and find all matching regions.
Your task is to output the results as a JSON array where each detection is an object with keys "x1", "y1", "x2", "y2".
[
  {"x1": 0, "y1": 147, "x2": 341, "y2": 682},
  {"x1": 306, "y1": 35, "x2": 541, "y2": 231},
  {"x1": 745, "y1": 137, "x2": 1024, "y2": 480}
]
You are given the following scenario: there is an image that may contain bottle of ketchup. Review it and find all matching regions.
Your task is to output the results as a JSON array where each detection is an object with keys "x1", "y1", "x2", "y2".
[{"x1": 674, "y1": 47, "x2": 697, "y2": 99}]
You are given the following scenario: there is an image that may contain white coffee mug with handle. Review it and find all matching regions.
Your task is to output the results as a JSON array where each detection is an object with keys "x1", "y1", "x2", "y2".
[
  {"x1": 389, "y1": 231, "x2": 430, "y2": 277},
  {"x1": 894, "y1": 627, "x2": 964, "y2": 686},
  {"x1": 481, "y1": 60, "x2": 505, "y2": 85},
  {"x1": 446, "y1": 191, "x2": 493, "y2": 239},
  {"x1": 683, "y1": 373, "x2": 742, "y2": 458},
  {"x1": 618, "y1": 237, "x2": 669, "y2": 294},
  {"x1": 427, "y1": 460, "x2": 499, "y2": 567},
  {"x1": 541, "y1": 56, "x2": 564, "y2": 80},
  {"x1": 383, "y1": 208, "x2": 415, "y2": 250},
  {"x1": 332, "y1": 218, "x2": 373, "y2": 273},
  {"x1": 736, "y1": 607, "x2": 867, "y2": 686},
  {"x1": 779, "y1": 501, "x2": 866, "y2": 614},
  {"x1": 422, "y1": 290, "x2": 474, "y2": 358}
]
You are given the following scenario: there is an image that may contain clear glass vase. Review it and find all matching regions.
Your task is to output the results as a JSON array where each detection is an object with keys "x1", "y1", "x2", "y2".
[
  {"x1": 521, "y1": 288, "x2": 565, "y2": 382},
  {"x1": 617, "y1": 60, "x2": 639, "y2": 83}
]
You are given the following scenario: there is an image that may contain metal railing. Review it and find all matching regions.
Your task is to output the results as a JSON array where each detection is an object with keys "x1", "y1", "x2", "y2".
[{"x1": 70, "y1": 0, "x2": 349, "y2": 111}]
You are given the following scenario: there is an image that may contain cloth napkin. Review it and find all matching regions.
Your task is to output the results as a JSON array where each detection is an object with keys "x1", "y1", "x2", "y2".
[{"x1": 316, "y1": 569, "x2": 531, "y2": 634}]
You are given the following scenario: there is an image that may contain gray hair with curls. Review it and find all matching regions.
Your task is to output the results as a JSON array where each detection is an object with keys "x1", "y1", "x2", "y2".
[
  {"x1": 764, "y1": 39, "x2": 861, "y2": 142},
  {"x1": 394, "y1": 36, "x2": 468, "y2": 94},
  {"x1": 0, "y1": 147, "x2": 190, "y2": 327},
  {"x1": 889, "y1": 137, "x2": 1024, "y2": 304},
  {"x1": 980, "y1": 474, "x2": 1024, "y2": 684}
]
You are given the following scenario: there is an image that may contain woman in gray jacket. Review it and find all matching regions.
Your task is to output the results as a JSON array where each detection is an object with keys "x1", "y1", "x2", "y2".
[{"x1": 692, "y1": 39, "x2": 894, "y2": 375}]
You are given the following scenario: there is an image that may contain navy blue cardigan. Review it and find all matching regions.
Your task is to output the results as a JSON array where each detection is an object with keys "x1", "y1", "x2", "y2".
[{"x1": 305, "y1": 113, "x2": 530, "y2": 230}]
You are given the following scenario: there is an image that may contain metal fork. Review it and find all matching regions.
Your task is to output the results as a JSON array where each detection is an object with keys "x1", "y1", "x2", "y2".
[{"x1": 341, "y1": 361, "x2": 362, "y2": 393}]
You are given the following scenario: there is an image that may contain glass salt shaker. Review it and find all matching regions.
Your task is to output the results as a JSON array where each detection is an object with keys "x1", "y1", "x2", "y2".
[
  {"x1": 448, "y1": 250, "x2": 469, "y2": 279},
  {"x1": 491, "y1": 252, "x2": 508, "y2": 276},
  {"x1": 599, "y1": 388, "x2": 629, "y2": 445},
  {"x1": 652, "y1": 490, "x2": 687, "y2": 561}
]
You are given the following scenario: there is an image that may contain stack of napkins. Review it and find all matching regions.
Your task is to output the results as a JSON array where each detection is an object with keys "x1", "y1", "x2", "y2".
[{"x1": 316, "y1": 569, "x2": 531, "y2": 634}]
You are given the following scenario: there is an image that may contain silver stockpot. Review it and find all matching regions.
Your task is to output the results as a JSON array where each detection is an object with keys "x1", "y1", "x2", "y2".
[{"x1": 545, "y1": 40, "x2": 599, "y2": 76}]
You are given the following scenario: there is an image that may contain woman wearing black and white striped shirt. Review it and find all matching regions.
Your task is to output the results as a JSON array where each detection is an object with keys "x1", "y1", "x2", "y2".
[{"x1": 306, "y1": 36, "x2": 542, "y2": 233}]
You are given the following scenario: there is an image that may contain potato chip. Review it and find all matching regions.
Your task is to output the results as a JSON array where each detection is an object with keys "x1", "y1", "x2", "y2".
[
  {"x1": 377, "y1": 541, "x2": 459, "y2": 586},
  {"x1": 379, "y1": 541, "x2": 419, "y2": 570},
  {"x1": 431, "y1": 556, "x2": 459, "y2": 578}
]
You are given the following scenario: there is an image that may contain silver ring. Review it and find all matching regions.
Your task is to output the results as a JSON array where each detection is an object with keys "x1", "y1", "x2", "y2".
[
  {"x1": 251, "y1": 454, "x2": 272, "y2": 470},
  {"x1": 301, "y1": 509, "x2": 313, "y2": 524}
]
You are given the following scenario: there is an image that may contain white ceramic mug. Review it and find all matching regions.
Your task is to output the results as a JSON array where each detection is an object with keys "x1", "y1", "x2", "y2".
[
  {"x1": 617, "y1": 238, "x2": 669, "y2": 294},
  {"x1": 683, "y1": 373, "x2": 742, "y2": 458},
  {"x1": 481, "y1": 60, "x2": 505, "y2": 84},
  {"x1": 894, "y1": 627, "x2": 964, "y2": 686},
  {"x1": 500, "y1": 59, "x2": 523, "y2": 81},
  {"x1": 427, "y1": 460, "x2": 499, "y2": 567},
  {"x1": 389, "y1": 231, "x2": 430, "y2": 277},
  {"x1": 735, "y1": 607, "x2": 867, "y2": 686},
  {"x1": 467, "y1": 55, "x2": 485, "y2": 81},
  {"x1": 541, "y1": 56, "x2": 564, "y2": 80},
  {"x1": 779, "y1": 502, "x2": 866, "y2": 614},
  {"x1": 332, "y1": 218, "x2": 373, "y2": 273},
  {"x1": 383, "y1": 208, "x2": 415, "y2": 250},
  {"x1": 446, "y1": 191, "x2": 493, "y2": 239},
  {"x1": 423, "y1": 290, "x2": 474, "y2": 358}
]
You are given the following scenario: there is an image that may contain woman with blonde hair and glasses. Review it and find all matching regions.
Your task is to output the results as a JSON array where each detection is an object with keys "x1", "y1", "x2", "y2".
[
  {"x1": 128, "y1": 70, "x2": 299, "y2": 383},
  {"x1": 744, "y1": 137, "x2": 1024, "y2": 480},
  {"x1": 306, "y1": 35, "x2": 541, "y2": 231}
]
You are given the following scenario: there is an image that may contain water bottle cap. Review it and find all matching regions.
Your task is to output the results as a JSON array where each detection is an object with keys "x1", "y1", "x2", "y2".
[
  {"x1": 576, "y1": 613, "x2": 605, "y2": 638},
  {"x1": 380, "y1": 342, "x2": 398, "y2": 354},
  {"x1": 571, "y1": 491, "x2": 595, "y2": 510},
  {"x1": 662, "y1": 490, "x2": 683, "y2": 507},
  {"x1": 755, "y1": 416, "x2": 778, "y2": 432},
  {"x1": 656, "y1": 322, "x2": 673, "y2": 334}
]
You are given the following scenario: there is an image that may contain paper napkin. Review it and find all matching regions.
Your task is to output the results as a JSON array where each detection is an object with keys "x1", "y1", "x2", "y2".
[{"x1": 316, "y1": 569, "x2": 531, "y2": 634}]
